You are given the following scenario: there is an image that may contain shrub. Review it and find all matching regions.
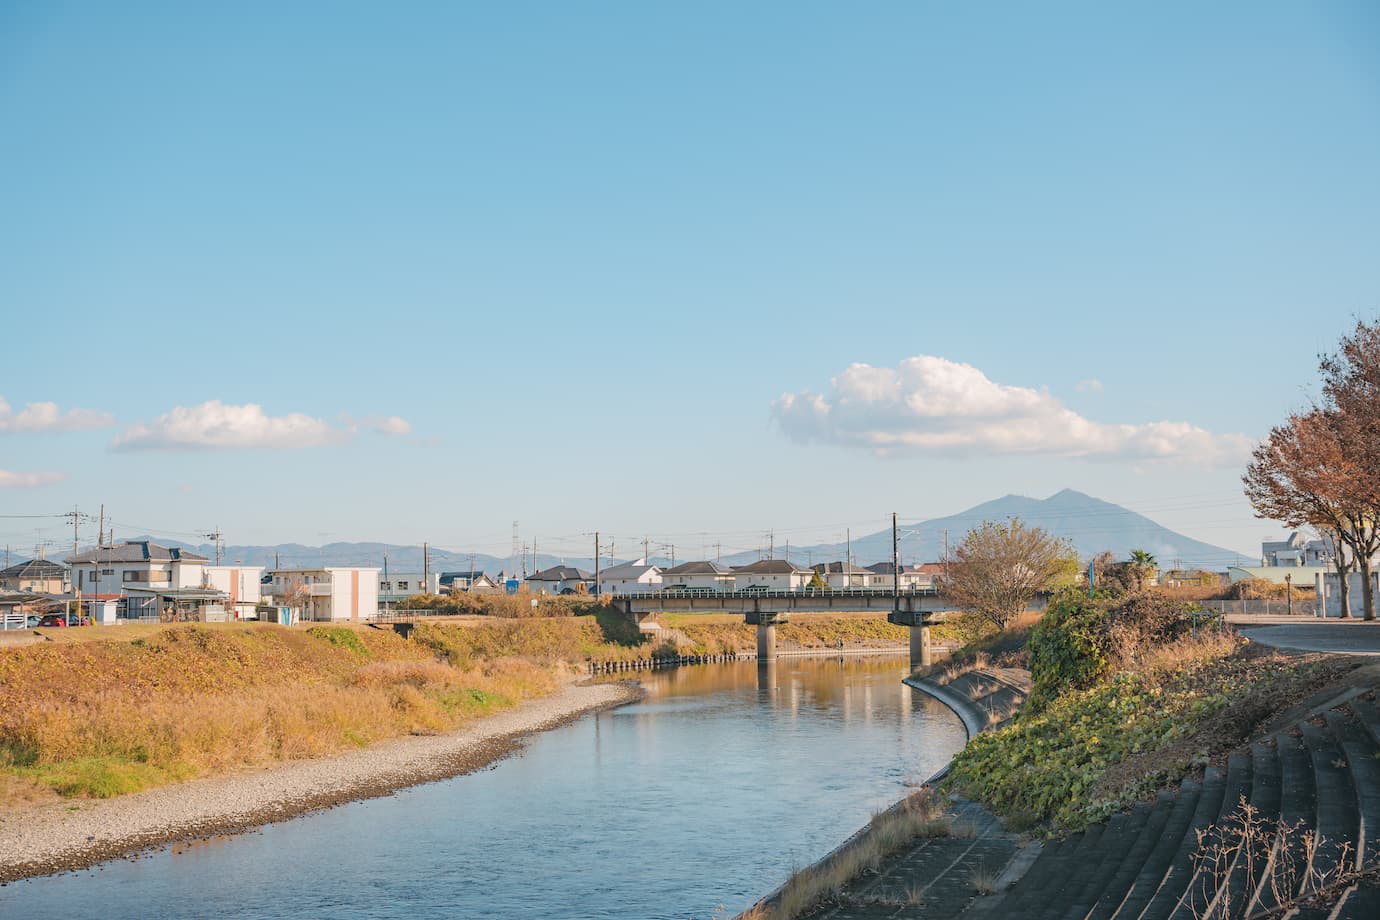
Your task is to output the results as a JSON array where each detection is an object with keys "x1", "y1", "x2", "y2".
[{"x1": 1025, "y1": 589, "x2": 1112, "y2": 714}]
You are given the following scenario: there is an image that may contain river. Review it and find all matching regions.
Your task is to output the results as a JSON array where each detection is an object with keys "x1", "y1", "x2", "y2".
[{"x1": 0, "y1": 655, "x2": 966, "y2": 919}]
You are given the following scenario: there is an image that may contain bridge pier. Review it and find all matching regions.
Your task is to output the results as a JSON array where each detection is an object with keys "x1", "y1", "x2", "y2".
[
  {"x1": 745, "y1": 610, "x2": 789, "y2": 661},
  {"x1": 888, "y1": 609, "x2": 936, "y2": 669}
]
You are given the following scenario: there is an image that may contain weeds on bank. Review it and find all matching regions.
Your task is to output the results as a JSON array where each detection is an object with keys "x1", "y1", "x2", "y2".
[{"x1": 742, "y1": 789, "x2": 953, "y2": 920}]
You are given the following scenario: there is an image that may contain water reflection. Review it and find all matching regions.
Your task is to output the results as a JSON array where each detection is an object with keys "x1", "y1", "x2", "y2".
[{"x1": 3, "y1": 656, "x2": 965, "y2": 920}]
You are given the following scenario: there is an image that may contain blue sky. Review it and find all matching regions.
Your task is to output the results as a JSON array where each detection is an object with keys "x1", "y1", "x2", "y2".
[{"x1": 1, "y1": 1, "x2": 1377, "y2": 562}]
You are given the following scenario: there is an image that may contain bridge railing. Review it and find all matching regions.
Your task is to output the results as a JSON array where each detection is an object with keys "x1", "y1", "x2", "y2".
[{"x1": 644, "y1": 586, "x2": 940, "y2": 600}]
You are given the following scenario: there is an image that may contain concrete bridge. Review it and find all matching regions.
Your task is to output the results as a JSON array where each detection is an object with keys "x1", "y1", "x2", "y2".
[{"x1": 616, "y1": 587, "x2": 964, "y2": 666}]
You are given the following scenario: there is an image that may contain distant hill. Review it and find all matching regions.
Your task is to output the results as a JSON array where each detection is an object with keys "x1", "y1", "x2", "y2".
[
  {"x1": 111, "y1": 489, "x2": 1250, "y2": 578},
  {"x1": 722, "y1": 489, "x2": 1251, "y2": 570}
]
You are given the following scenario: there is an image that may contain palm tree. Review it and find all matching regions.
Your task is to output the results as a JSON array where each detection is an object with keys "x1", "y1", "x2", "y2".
[{"x1": 1129, "y1": 549, "x2": 1157, "y2": 592}]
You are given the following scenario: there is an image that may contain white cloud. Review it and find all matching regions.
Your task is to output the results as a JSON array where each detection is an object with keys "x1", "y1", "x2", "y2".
[
  {"x1": 770, "y1": 355, "x2": 1251, "y2": 467},
  {"x1": 0, "y1": 396, "x2": 113, "y2": 433},
  {"x1": 341, "y1": 414, "x2": 412, "y2": 436},
  {"x1": 0, "y1": 469, "x2": 65, "y2": 488},
  {"x1": 114, "y1": 401, "x2": 354, "y2": 450},
  {"x1": 1074, "y1": 379, "x2": 1104, "y2": 394}
]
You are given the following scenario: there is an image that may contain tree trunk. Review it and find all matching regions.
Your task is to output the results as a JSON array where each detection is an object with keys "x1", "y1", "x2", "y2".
[
  {"x1": 1360, "y1": 554, "x2": 1376, "y2": 622},
  {"x1": 1334, "y1": 530, "x2": 1351, "y2": 618}
]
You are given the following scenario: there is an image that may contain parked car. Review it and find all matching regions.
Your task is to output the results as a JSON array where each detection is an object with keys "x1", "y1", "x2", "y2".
[
  {"x1": 26, "y1": 615, "x2": 42, "y2": 628},
  {"x1": 37, "y1": 614, "x2": 68, "y2": 628}
]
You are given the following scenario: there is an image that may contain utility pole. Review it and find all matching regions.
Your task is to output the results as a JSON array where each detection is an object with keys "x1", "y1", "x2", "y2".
[
  {"x1": 892, "y1": 513, "x2": 900, "y2": 610},
  {"x1": 274, "y1": 550, "x2": 280, "y2": 570},
  {"x1": 532, "y1": 539, "x2": 538, "y2": 574},
  {"x1": 785, "y1": 539, "x2": 790, "y2": 562},
  {"x1": 98, "y1": 505, "x2": 105, "y2": 553},
  {"x1": 383, "y1": 553, "x2": 390, "y2": 615},
  {"x1": 205, "y1": 525, "x2": 223, "y2": 565},
  {"x1": 846, "y1": 528, "x2": 852, "y2": 569},
  {"x1": 67, "y1": 505, "x2": 80, "y2": 562},
  {"x1": 643, "y1": 536, "x2": 651, "y2": 564},
  {"x1": 769, "y1": 531, "x2": 774, "y2": 560},
  {"x1": 594, "y1": 531, "x2": 601, "y2": 597},
  {"x1": 423, "y1": 542, "x2": 430, "y2": 592},
  {"x1": 943, "y1": 529, "x2": 950, "y2": 578},
  {"x1": 468, "y1": 553, "x2": 476, "y2": 590},
  {"x1": 716, "y1": 541, "x2": 721, "y2": 565}
]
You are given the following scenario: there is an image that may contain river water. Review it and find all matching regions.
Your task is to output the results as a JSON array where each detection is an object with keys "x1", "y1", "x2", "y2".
[{"x1": 1, "y1": 655, "x2": 965, "y2": 919}]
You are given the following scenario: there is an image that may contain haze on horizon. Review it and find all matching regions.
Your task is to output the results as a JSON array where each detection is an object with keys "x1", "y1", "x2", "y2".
[{"x1": 2, "y1": 2, "x2": 1377, "y2": 562}]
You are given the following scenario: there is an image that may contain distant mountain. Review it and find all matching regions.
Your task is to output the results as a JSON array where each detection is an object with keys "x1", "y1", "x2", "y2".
[
  {"x1": 110, "y1": 489, "x2": 1249, "y2": 578},
  {"x1": 722, "y1": 489, "x2": 1251, "y2": 570}
]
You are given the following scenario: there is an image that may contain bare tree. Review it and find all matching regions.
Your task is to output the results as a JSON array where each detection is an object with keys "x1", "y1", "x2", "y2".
[
  {"x1": 941, "y1": 519, "x2": 1076, "y2": 629},
  {"x1": 1243, "y1": 409, "x2": 1360, "y2": 617},
  {"x1": 1319, "y1": 320, "x2": 1380, "y2": 621}
]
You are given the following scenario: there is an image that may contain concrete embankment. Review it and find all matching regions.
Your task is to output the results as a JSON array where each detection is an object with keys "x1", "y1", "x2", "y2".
[{"x1": 0, "y1": 679, "x2": 640, "y2": 883}]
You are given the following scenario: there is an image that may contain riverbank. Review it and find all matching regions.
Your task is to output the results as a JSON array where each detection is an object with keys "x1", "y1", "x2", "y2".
[{"x1": 0, "y1": 678, "x2": 639, "y2": 883}]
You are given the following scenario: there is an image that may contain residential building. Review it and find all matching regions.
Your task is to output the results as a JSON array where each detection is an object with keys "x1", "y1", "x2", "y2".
[
  {"x1": 1262, "y1": 532, "x2": 1334, "y2": 567},
  {"x1": 202, "y1": 565, "x2": 265, "y2": 619},
  {"x1": 267, "y1": 567, "x2": 381, "y2": 621},
  {"x1": 1315, "y1": 571, "x2": 1380, "y2": 618},
  {"x1": 440, "y1": 571, "x2": 502, "y2": 593},
  {"x1": 598, "y1": 560, "x2": 662, "y2": 595},
  {"x1": 378, "y1": 571, "x2": 440, "y2": 609},
  {"x1": 0, "y1": 557, "x2": 67, "y2": 594},
  {"x1": 732, "y1": 559, "x2": 814, "y2": 591},
  {"x1": 659, "y1": 561, "x2": 736, "y2": 592},
  {"x1": 865, "y1": 562, "x2": 937, "y2": 590},
  {"x1": 812, "y1": 561, "x2": 873, "y2": 589},
  {"x1": 525, "y1": 565, "x2": 593, "y2": 595},
  {"x1": 67, "y1": 541, "x2": 209, "y2": 600}
]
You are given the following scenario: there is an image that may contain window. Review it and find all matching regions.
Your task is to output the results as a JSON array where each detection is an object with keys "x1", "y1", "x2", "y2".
[
  {"x1": 398, "y1": 581, "x2": 409, "y2": 591},
  {"x1": 123, "y1": 571, "x2": 142, "y2": 583},
  {"x1": 101, "y1": 568, "x2": 114, "y2": 575},
  {"x1": 380, "y1": 582, "x2": 391, "y2": 590}
]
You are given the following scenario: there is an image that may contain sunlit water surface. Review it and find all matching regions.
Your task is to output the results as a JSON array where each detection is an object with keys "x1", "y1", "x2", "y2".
[{"x1": 1, "y1": 656, "x2": 965, "y2": 919}]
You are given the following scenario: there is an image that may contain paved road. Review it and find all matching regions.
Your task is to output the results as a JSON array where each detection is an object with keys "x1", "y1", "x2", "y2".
[{"x1": 1239, "y1": 620, "x2": 1380, "y2": 655}]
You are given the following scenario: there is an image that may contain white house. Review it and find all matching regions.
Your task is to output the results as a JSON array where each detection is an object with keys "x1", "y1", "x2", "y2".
[
  {"x1": 203, "y1": 565, "x2": 264, "y2": 619},
  {"x1": 267, "y1": 567, "x2": 381, "y2": 621},
  {"x1": 1262, "y1": 532, "x2": 1334, "y2": 567},
  {"x1": 813, "y1": 561, "x2": 872, "y2": 589},
  {"x1": 865, "y1": 562, "x2": 938, "y2": 590},
  {"x1": 598, "y1": 560, "x2": 662, "y2": 595},
  {"x1": 659, "y1": 561, "x2": 736, "y2": 592},
  {"x1": 731, "y1": 559, "x2": 814, "y2": 592},
  {"x1": 67, "y1": 541, "x2": 209, "y2": 601},
  {"x1": 526, "y1": 565, "x2": 593, "y2": 595}
]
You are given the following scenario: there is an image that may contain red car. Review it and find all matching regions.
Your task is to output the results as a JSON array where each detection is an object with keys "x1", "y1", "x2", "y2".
[{"x1": 36, "y1": 615, "x2": 68, "y2": 628}]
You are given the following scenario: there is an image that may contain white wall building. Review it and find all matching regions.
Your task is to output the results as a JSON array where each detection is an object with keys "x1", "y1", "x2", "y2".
[
  {"x1": 1315, "y1": 571, "x2": 1380, "y2": 618},
  {"x1": 67, "y1": 541, "x2": 209, "y2": 598},
  {"x1": 379, "y1": 571, "x2": 441, "y2": 609},
  {"x1": 598, "y1": 560, "x2": 662, "y2": 595},
  {"x1": 813, "y1": 561, "x2": 873, "y2": 589},
  {"x1": 525, "y1": 565, "x2": 593, "y2": 595},
  {"x1": 203, "y1": 565, "x2": 265, "y2": 619},
  {"x1": 267, "y1": 567, "x2": 381, "y2": 621},
  {"x1": 731, "y1": 559, "x2": 814, "y2": 591},
  {"x1": 659, "y1": 561, "x2": 735, "y2": 592}
]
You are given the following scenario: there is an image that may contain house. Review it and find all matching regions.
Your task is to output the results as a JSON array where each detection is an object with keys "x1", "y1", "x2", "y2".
[
  {"x1": 866, "y1": 562, "x2": 937, "y2": 590},
  {"x1": 202, "y1": 565, "x2": 265, "y2": 619},
  {"x1": 266, "y1": 567, "x2": 381, "y2": 621},
  {"x1": 378, "y1": 571, "x2": 441, "y2": 609},
  {"x1": 731, "y1": 559, "x2": 814, "y2": 592},
  {"x1": 525, "y1": 565, "x2": 594, "y2": 595},
  {"x1": 1160, "y1": 569, "x2": 1228, "y2": 589},
  {"x1": 598, "y1": 560, "x2": 662, "y2": 595},
  {"x1": 0, "y1": 557, "x2": 68, "y2": 594},
  {"x1": 1262, "y1": 532, "x2": 1334, "y2": 567},
  {"x1": 440, "y1": 571, "x2": 501, "y2": 594},
  {"x1": 659, "y1": 561, "x2": 736, "y2": 593},
  {"x1": 67, "y1": 540, "x2": 209, "y2": 594},
  {"x1": 812, "y1": 561, "x2": 873, "y2": 589}
]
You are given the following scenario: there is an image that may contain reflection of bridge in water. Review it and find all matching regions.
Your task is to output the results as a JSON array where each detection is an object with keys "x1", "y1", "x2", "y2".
[{"x1": 616, "y1": 587, "x2": 969, "y2": 666}]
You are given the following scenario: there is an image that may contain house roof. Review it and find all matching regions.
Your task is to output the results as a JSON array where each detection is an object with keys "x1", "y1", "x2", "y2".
[
  {"x1": 0, "y1": 558, "x2": 66, "y2": 579},
  {"x1": 865, "y1": 562, "x2": 930, "y2": 576},
  {"x1": 600, "y1": 562, "x2": 660, "y2": 580},
  {"x1": 812, "y1": 561, "x2": 872, "y2": 575},
  {"x1": 440, "y1": 570, "x2": 495, "y2": 586},
  {"x1": 661, "y1": 560, "x2": 732, "y2": 576},
  {"x1": 732, "y1": 559, "x2": 810, "y2": 575},
  {"x1": 67, "y1": 541, "x2": 209, "y2": 565},
  {"x1": 528, "y1": 565, "x2": 593, "y2": 581}
]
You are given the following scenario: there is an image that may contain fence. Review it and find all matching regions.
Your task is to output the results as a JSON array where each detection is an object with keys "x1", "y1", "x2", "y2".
[{"x1": 1198, "y1": 599, "x2": 1312, "y2": 616}]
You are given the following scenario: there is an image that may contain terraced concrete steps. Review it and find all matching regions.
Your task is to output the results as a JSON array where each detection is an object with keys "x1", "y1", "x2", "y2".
[{"x1": 951, "y1": 694, "x2": 1380, "y2": 920}]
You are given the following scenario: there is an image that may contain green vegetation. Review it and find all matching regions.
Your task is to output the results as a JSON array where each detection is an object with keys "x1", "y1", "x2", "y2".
[
  {"x1": 944, "y1": 588, "x2": 1350, "y2": 832},
  {"x1": 307, "y1": 625, "x2": 371, "y2": 657}
]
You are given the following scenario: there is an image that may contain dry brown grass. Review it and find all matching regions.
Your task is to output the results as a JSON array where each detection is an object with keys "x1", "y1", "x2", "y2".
[
  {"x1": 744, "y1": 789, "x2": 950, "y2": 920},
  {"x1": 0, "y1": 623, "x2": 578, "y2": 803}
]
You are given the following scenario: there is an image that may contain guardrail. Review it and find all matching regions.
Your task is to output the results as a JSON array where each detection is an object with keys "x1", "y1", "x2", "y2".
[{"x1": 646, "y1": 586, "x2": 940, "y2": 600}]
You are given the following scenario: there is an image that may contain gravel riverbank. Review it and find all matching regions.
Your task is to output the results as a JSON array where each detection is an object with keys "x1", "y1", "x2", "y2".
[{"x1": 0, "y1": 679, "x2": 641, "y2": 883}]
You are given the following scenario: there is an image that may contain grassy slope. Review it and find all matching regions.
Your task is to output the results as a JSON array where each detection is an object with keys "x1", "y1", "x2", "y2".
[{"x1": 0, "y1": 618, "x2": 645, "y2": 805}]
